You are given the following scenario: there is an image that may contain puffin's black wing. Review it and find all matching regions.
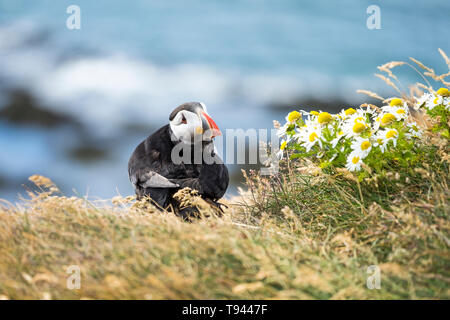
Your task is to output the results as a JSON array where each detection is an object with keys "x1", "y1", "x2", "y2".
[
  {"x1": 201, "y1": 161, "x2": 229, "y2": 200},
  {"x1": 171, "y1": 147, "x2": 229, "y2": 201},
  {"x1": 128, "y1": 125, "x2": 179, "y2": 206}
]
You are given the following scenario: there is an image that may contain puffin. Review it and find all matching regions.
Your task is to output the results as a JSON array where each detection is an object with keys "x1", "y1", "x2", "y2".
[{"x1": 128, "y1": 102, "x2": 229, "y2": 218}]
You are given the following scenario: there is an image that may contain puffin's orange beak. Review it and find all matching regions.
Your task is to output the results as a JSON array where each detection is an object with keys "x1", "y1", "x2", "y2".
[{"x1": 202, "y1": 112, "x2": 221, "y2": 138}]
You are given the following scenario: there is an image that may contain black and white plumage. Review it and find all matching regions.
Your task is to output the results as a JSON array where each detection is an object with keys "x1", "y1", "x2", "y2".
[{"x1": 128, "y1": 102, "x2": 229, "y2": 217}]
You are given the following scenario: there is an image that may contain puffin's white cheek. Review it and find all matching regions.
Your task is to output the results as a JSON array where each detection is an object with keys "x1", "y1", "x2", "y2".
[
  {"x1": 177, "y1": 126, "x2": 190, "y2": 139},
  {"x1": 180, "y1": 123, "x2": 198, "y2": 142},
  {"x1": 170, "y1": 123, "x2": 188, "y2": 142}
]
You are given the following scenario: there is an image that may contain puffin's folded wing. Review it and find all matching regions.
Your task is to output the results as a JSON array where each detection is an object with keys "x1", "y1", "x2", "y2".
[
  {"x1": 170, "y1": 178, "x2": 203, "y2": 193},
  {"x1": 140, "y1": 171, "x2": 179, "y2": 188}
]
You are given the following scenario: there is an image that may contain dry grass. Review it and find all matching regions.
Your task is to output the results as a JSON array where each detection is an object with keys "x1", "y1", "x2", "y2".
[
  {"x1": 359, "y1": 48, "x2": 450, "y2": 102},
  {"x1": 0, "y1": 182, "x2": 372, "y2": 300}
]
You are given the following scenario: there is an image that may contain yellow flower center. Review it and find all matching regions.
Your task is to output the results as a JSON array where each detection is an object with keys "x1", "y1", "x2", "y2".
[
  {"x1": 436, "y1": 87, "x2": 450, "y2": 97},
  {"x1": 361, "y1": 141, "x2": 371, "y2": 150},
  {"x1": 352, "y1": 123, "x2": 366, "y2": 133},
  {"x1": 287, "y1": 111, "x2": 301, "y2": 122},
  {"x1": 338, "y1": 130, "x2": 343, "y2": 135},
  {"x1": 390, "y1": 98, "x2": 403, "y2": 106},
  {"x1": 386, "y1": 130, "x2": 398, "y2": 139},
  {"x1": 381, "y1": 113, "x2": 396, "y2": 126},
  {"x1": 396, "y1": 109, "x2": 405, "y2": 114},
  {"x1": 352, "y1": 156, "x2": 360, "y2": 164},
  {"x1": 345, "y1": 108, "x2": 356, "y2": 115},
  {"x1": 280, "y1": 141, "x2": 287, "y2": 150},
  {"x1": 377, "y1": 138, "x2": 383, "y2": 144},
  {"x1": 318, "y1": 112, "x2": 332, "y2": 124},
  {"x1": 309, "y1": 132, "x2": 318, "y2": 142},
  {"x1": 354, "y1": 116, "x2": 365, "y2": 123},
  {"x1": 433, "y1": 97, "x2": 439, "y2": 104},
  {"x1": 310, "y1": 111, "x2": 320, "y2": 116}
]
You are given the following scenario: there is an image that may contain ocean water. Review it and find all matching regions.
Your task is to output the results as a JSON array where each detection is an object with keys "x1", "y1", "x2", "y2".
[{"x1": 0, "y1": 0, "x2": 449, "y2": 200}]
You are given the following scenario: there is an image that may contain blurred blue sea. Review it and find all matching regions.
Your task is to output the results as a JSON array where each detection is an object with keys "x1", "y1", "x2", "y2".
[{"x1": 0, "y1": 0, "x2": 449, "y2": 200}]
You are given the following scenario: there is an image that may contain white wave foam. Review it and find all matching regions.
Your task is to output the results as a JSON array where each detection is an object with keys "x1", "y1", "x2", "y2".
[{"x1": 0, "y1": 22, "x2": 389, "y2": 135}]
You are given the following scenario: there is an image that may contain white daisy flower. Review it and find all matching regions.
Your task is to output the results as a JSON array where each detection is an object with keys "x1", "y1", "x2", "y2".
[
  {"x1": 346, "y1": 152, "x2": 363, "y2": 172},
  {"x1": 338, "y1": 107, "x2": 358, "y2": 121},
  {"x1": 342, "y1": 118, "x2": 369, "y2": 138},
  {"x1": 374, "y1": 134, "x2": 388, "y2": 153},
  {"x1": 381, "y1": 105, "x2": 409, "y2": 120},
  {"x1": 380, "y1": 128, "x2": 399, "y2": 147},
  {"x1": 296, "y1": 126, "x2": 322, "y2": 152},
  {"x1": 426, "y1": 95, "x2": 443, "y2": 110},
  {"x1": 346, "y1": 109, "x2": 370, "y2": 124},
  {"x1": 351, "y1": 137, "x2": 372, "y2": 158},
  {"x1": 379, "y1": 98, "x2": 409, "y2": 122},
  {"x1": 406, "y1": 122, "x2": 422, "y2": 139},
  {"x1": 415, "y1": 93, "x2": 432, "y2": 108},
  {"x1": 374, "y1": 112, "x2": 397, "y2": 130}
]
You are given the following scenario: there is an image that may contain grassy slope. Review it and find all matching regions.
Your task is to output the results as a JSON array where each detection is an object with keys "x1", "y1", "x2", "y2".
[{"x1": 0, "y1": 150, "x2": 448, "y2": 300}]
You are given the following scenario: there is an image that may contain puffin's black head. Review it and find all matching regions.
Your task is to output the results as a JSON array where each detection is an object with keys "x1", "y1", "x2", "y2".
[{"x1": 169, "y1": 102, "x2": 221, "y2": 143}]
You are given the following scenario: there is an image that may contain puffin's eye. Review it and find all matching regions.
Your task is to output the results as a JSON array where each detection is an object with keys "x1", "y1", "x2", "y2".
[{"x1": 181, "y1": 114, "x2": 187, "y2": 124}]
